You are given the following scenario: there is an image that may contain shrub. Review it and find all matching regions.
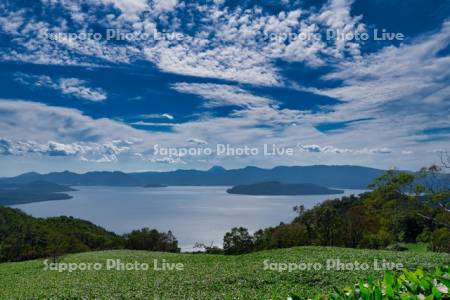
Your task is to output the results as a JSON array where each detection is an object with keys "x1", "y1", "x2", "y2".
[
  {"x1": 430, "y1": 228, "x2": 450, "y2": 253},
  {"x1": 360, "y1": 230, "x2": 394, "y2": 249},
  {"x1": 385, "y1": 243, "x2": 408, "y2": 252},
  {"x1": 416, "y1": 228, "x2": 432, "y2": 243}
]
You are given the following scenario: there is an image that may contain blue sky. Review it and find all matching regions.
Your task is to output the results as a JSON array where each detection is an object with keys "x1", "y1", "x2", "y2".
[{"x1": 0, "y1": 0, "x2": 449, "y2": 176}]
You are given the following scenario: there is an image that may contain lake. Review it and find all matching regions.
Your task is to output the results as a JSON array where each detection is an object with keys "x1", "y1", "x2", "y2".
[{"x1": 13, "y1": 186, "x2": 366, "y2": 251}]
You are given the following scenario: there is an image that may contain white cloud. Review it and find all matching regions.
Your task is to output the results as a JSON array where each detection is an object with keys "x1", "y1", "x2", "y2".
[
  {"x1": 187, "y1": 138, "x2": 208, "y2": 145},
  {"x1": 59, "y1": 78, "x2": 107, "y2": 101},
  {"x1": 144, "y1": 43, "x2": 281, "y2": 86},
  {"x1": 139, "y1": 113, "x2": 174, "y2": 120},
  {"x1": 312, "y1": 0, "x2": 365, "y2": 59},
  {"x1": 130, "y1": 121, "x2": 174, "y2": 126},
  {"x1": 15, "y1": 73, "x2": 107, "y2": 101},
  {"x1": 141, "y1": 0, "x2": 363, "y2": 84},
  {"x1": 0, "y1": 99, "x2": 143, "y2": 143},
  {"x1": 297, "y1": 144, "x2": 392, "y2": 155},
  {"x1": 172, "y1": 83, "x2": 274, "y2": 108},
  {"x1": 290, "y1": 21, "x2": 450, "y2": 165},
  {"x1": 153, "y1": 0, "x2": 178, "y2": 13},
  {"x1": 359, "y1": 148, "x2": 393, "y2": 155},
  {"x1": 298, "y1": 144, "x2": 352, "y2": 154},
  {"x1": 1, "y1": 0, "x2": 366, "y2": 85},
  {"x1": 0, "y1": 2, "x2": 448, "y2": 172},
  {"x1": 150, "y1": 156, "x2": 186, "y2": 164},
  {"x1": 311, "y1": 21, "x2": 450, "y2": 112},
  {"x1": 162, "y1": 113, "x2": 174, "y2": 120},
  {"x1": 98, "y1": 0, "x2": 178, "y2": 19},
  {"x1": 100, "y1": 0, "x2": 149, "y2": 18},
  {"x1": 0, "y1": 138, "x2": 133, "y2": 162},
  {"x1": 135, "y1": 153, "x2": 186, "y2": 164},
  {"x1": 0, "y1": 8, "x2": 26, "y2": 35}
]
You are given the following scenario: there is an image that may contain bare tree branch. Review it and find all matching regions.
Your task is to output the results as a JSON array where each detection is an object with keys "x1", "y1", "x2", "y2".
[
  {"x1": 438, "y1": 202, "x2": 450, "y2": 213},
  {"x1": 417, "y1": 213, "x2": 450, "y2": 229}
]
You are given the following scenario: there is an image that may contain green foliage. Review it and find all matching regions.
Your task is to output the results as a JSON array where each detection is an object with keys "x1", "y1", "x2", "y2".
[
  {"x1": 368, "y1": 169, "x2": 415, "y2": 195},
  {"x1": 124, "y1": 228, "x2": 180, "y2": 253},
  {"x1": 0, "y1": 207, "x2": 180, "y2": 262},
  {"x1": 223, "y1": 227, "x2": 254, "y2": 255},
  {"x1": 0, "y1": 207, "x2": 124, "y2": 262},
  {"x1": 417, "y1": 229, "x2": 433, "y2": 243},
  {"x1": 431, "y1": 228, "x2": 450, "y2": 253},
  {"x1": 360, "y1": 230, "x2": 395, "y2": 250},
  {"x1": 293, "y1": 267, "x2": 450, "y2": 300},
  {"x1": 385, "y1": 243, "x2": 408, "y2": 252},
  {"x1": 0, "y1": 247, "x2": 448, "y2": 299}
]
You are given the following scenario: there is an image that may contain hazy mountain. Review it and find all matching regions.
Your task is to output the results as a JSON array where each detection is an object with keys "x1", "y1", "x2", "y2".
[
  {"x1": 0, "y1": 181, "x2": 75, "y2": 205},
  {"x1": 3, "y1": 171, "x2": 140, "y2": 186},
  {"x1": 0, "y1": 165, "x2": 385, "y2": 189},
  {"x1": 130, "y1": 165, "x2": 384, "y2": 188},
  {"x1": 144, "y1": 184, "x2": 167, "y2": 188},
  {"x1": 227, "y1": 182, "x2": 344, "y2": 195}
]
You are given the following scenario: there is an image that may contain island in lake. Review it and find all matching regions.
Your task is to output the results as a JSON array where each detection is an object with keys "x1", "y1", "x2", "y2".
[{"x1": 227, "y1": 181, "x2": 344, "y2": 195}]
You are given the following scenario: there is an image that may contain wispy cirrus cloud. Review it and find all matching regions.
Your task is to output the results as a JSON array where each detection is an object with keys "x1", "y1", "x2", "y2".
[
  {"x1": 138, "y1": 113, "x2": 174, "y2": 120},
  {"x1": 0, "y1": 99, "x2": 143, "y2": 143},
  {"x1": 307, "y1": 21, "x2": 450, "y2": 119},
  {"x1": 172, "y1": 83, "x2": 274, "y2": 108}
]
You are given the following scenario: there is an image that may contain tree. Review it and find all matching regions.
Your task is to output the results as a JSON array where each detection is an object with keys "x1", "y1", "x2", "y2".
[
  {"x1": 223, "y1": 227, "x2": 253, "y2": 255},
  {"x1": 293, "y1": 205, "x2": 306, "y2": 218},
  {"x1": 46, "y1": 232, "x2": 70, "y2": 263},
  {"x1": 416, "y1": 165, "x2": 450, "y2": 229},
  {"x1": 314, "y1": 202, "x2": 341, "y2": 246},
  {"x1": 193, "y1": 242, "x2": 223, "y2": 254},
  {"x1": 124, "y1": 228, "x2": 180, "y2": 252},
  {"x1": 269, "y1": 223, "x2": 309, "y2": 249},
  {"x1": 368, "y1": 169, "x2": 415, "y2": 195},
  {"x1": 343, "y1": 205, "x2": 373, "y2": 247}
]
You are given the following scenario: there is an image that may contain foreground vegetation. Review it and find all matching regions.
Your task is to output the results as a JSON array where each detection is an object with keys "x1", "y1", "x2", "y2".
[
  {"x1": 0, "y1": 247, "x2": 448, "y2": 299},
  {"x1": 316, "y1": 266, "x2": 449, "y2": 300},
  {"x1": 0, "y1": 207, "x2": 179, "y2": 262}
]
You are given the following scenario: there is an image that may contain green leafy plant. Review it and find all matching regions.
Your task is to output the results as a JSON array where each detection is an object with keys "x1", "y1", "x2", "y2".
[{"x1": 292, "y1": 267, "x2": 449, "y2": 300}]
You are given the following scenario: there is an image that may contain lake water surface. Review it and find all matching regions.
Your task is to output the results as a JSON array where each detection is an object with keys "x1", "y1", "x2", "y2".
[{"x1": 13, "y1": 186, "x2": 366, "y2": 250}]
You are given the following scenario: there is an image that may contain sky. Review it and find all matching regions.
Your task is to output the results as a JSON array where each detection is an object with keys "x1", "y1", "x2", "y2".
[{"x1": 0, "y1": 0, "x2": 449, "y2": 176}]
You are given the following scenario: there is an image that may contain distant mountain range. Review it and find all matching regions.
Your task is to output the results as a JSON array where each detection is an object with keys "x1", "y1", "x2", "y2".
[
  {"x1": 0, "y1": 165, "x2": 386, "y2": 189},
  {"x1": 227, "y1": 182, "x2": 344, "y2": 195}
]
